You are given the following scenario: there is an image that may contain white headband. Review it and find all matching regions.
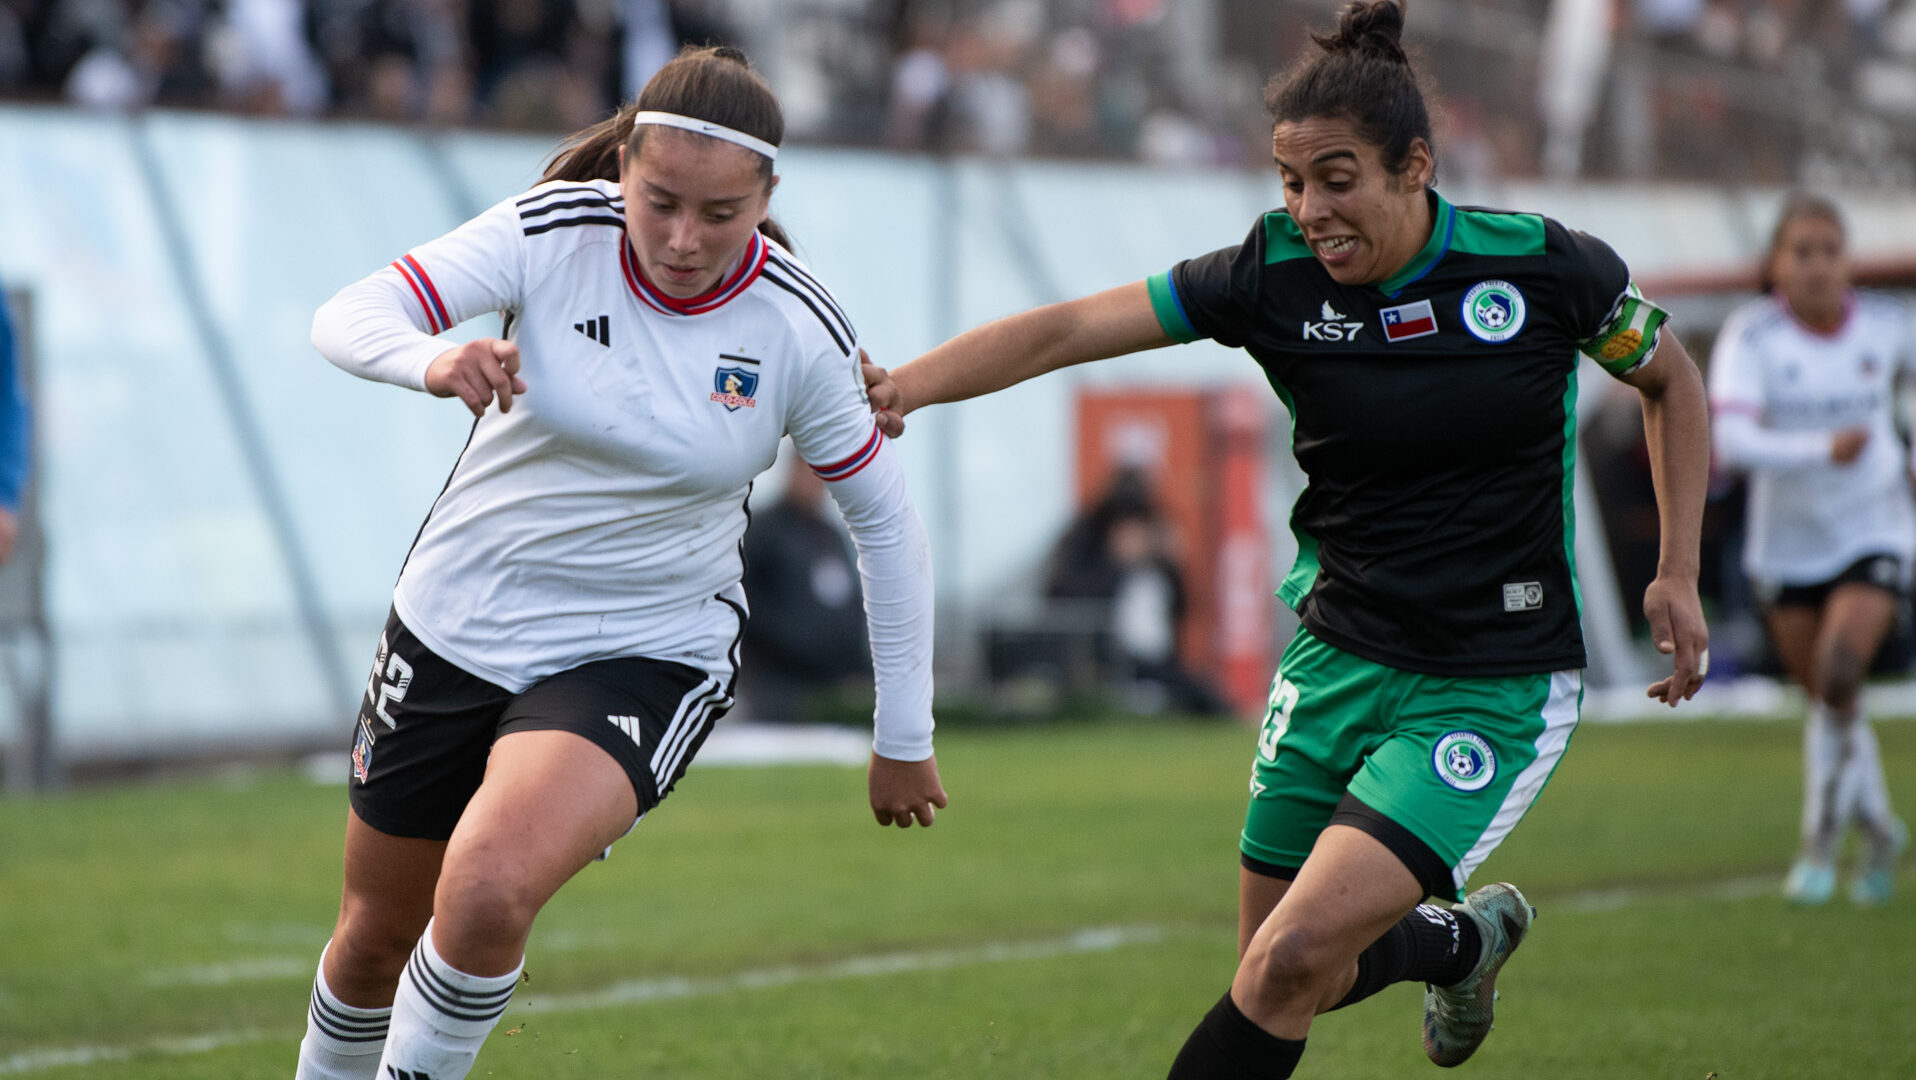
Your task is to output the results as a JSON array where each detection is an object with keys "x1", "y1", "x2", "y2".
[{"x1": 633, "y1": 111, "x2": 778, "y2": 160}]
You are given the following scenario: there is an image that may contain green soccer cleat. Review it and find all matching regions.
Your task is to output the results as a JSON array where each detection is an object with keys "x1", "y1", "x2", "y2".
[
  {"x1": 1849, "y1": 817, "x2": 1907, "y2": 907},
  {"x1": 1422, "y1": 882, "x2": 1535, "y2": 1069}
]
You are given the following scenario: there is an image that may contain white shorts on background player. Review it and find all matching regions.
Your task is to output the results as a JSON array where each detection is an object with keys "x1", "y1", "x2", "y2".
[
  {"x1": 1710, "y1": 291, "x2": 1916, "y2": 588},
  {"x1": 311, "y1": 179, "x2": 932, "y2": 760}
]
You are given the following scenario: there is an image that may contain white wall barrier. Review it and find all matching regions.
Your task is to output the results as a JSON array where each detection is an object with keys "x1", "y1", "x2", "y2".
[{"x1": 5, "y1": 105, "x2": 1915, "y2": 767}]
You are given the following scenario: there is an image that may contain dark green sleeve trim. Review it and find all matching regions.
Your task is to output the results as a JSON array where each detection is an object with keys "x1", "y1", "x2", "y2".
[{"x1": 1147, "y1": 271, "x2": 1200, "y2": 343}]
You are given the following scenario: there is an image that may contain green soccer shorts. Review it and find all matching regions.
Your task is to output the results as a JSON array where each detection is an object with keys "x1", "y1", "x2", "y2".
[{"x1": 1241, "y1": 628, "x2": 1583, "y2": 900}]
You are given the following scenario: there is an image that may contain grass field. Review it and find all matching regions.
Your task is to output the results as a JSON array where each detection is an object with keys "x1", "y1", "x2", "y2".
[{"x1": 2, "y1": 717, "x2": 1912, "y2": 1079}]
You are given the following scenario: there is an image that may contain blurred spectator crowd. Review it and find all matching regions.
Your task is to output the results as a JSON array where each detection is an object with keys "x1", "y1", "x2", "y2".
[
  {"x1": 3, "y1": 0, "x2": 1916, "y2": 185},
  {"x1": 0, "y1": 0, "x2": 734, "y2": 128}
]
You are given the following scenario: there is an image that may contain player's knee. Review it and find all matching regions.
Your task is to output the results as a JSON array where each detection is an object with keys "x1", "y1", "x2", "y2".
[
  {"x1": 1241, "y1": 924, "x2": 1342, "y2": 1012},
  {"x1": 1815, "y1": 642, "x2": 1866, "y2": 711},
  {"x1": 332, "y1": 902, "x2": 425, "y2": 982},
  {"x1": 434, "y1": 870, "x2": 542, "y2": 951}
]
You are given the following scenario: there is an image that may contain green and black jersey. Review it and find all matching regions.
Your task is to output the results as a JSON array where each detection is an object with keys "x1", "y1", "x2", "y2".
[{"x1": 1148, "y1": 190, "x2": 1668, "y2": 677}]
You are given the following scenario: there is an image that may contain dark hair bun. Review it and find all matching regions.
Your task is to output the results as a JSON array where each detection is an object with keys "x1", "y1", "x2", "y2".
[
  {"x1": 1317, "y1": 0, "x2": 1409, "y2": 64},
  {"x1": 712, "y1": 45, "x2": 752, "y2": 66}
]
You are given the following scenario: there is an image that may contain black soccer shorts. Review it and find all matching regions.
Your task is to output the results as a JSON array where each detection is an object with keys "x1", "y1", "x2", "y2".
[
  {"x1": 347, "y1": 607, "x2": 731, "y2": 840},
  {"x1": 1761, "y1": 552, "x2": 1906, "y2": 611}
]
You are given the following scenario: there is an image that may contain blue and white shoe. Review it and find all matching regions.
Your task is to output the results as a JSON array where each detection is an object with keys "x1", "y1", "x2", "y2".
[
  {"x1": 1782, "y1": 857, "x2": 1836, "y2": 906},
  {"x1": 1850, "y1": 817, "x2": 1907, "y2": 907},
  {"x1": 1423, "y1": 882, "x2": 1534, "y2": 1068}
]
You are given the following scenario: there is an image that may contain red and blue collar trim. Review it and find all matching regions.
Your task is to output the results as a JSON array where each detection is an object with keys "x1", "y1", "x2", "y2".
[{"x1": 620, "y1": 232, "x2": 767, "y2": 316}]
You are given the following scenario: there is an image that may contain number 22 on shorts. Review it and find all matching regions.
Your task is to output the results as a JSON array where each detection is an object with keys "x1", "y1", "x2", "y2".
[
  {"x1": 366, "y1": 632, "x2": 415, "y2": 729},
  {"x1": 1257, "y1": 675, "x2": 1300, "y2": 763}
]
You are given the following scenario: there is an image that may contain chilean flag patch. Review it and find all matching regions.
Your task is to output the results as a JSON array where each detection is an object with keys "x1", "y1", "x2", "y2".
[{"x1": 1380, "y1": 299, "x2": 1438, "y2": 342}]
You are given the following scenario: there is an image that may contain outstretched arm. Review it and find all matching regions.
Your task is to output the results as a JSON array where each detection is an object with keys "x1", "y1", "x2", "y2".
[
  {"x1": 813, "y1": 434, "x2": 946, "y2": 827},
  {"x1": 878, "y1": 281, "x2": 1174, "y2": 423},
  {"x1": 1620, "y1": 333, "x2": 1712, "y2": 705}
]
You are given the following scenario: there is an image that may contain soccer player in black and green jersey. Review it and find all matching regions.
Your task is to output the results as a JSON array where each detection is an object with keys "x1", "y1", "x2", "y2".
[{"x1": 866, "y1": 2, "x2": 1709, "y2": 1077}]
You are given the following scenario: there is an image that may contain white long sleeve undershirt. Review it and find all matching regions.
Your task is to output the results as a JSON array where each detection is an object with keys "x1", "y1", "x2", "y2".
[
  {"x1": 311, "y1": 269, "x2": 451, "y2": 391},
  {"x1": 1712, "y1": 409, "x2": 1834, "y2": 472},
  {"x1": 821, "y1": 443, "x2": 936, "y2": 762}
]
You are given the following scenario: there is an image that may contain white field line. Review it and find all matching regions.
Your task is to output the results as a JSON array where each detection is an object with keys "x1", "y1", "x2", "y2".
[
  {"x1": 0, "y1": 1030, "x2": 274, "y2": 1075},
  {"x1": 513, "y1": 924, "x2": 1168, "y2": 1015},
  {"x1": 0, "y1": 874, "x2": 1797, "y2": 1075},
  {"x1": 1553, "y1": 873, "x2": 1778, "y2": 913},
  {"x1": 0, "y1": 924, "x2": 1170, "y2": 1075},
  {"x1": 144, "y1": 957, "x2": 310, "y2": 987}
]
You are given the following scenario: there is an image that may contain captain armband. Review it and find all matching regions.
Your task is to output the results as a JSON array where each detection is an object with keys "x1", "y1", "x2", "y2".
[{"x1": 1578, "y1": 281, "x2": 1670, "y2": 378}]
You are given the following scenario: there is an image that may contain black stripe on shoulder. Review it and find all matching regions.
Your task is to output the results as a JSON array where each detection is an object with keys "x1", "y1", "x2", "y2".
[
  {"x1": 522, "y1": 215, "x2": 626, "y2": 236},
  {"x1": 516, "y1": 183, "x2": 610, "y2": 207},
  {"x1": 519, "y1": 195, "x2": 620, "y2": 221},
  {"x1": 766, "y1": 253, "x2": 855, "y2": 344},
  {"x1": 761, "y1": 266, "x2": 850, "y2": 355}
]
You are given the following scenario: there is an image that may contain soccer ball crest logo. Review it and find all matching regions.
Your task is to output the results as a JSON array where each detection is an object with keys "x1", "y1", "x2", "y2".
[
  {"x1": 1477, "y1": 296, "x2": 1510, "y2": 328},
  {"x1": 1433, "y1": 731, "x2": 1497, "y2": 791},
  {"x1": 1462, "y1": 280, "x2": 1526, "y2": 343}
]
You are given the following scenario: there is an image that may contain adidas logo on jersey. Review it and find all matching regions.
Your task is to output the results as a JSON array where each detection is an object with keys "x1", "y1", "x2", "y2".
[{"x1": 573, "y1": 315, "x2": 611, "y2": 347}]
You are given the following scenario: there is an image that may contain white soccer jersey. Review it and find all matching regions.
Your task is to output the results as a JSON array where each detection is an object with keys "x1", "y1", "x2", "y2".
[
  {"x1": 1710, "y1": 291, "x2": 1916, "y2": 585},
  {"x1": 312, "y1": 179, "x2": 934, "y2": 760}
]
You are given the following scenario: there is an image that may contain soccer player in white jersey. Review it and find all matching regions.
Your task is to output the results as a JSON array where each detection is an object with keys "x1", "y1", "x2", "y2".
[
  {"x1": 1711, "y1": 193, "x2": 1911, "y2": 906},
  {"x1": 292, "y1": 46, "x2": 944, "y2": 1080}
]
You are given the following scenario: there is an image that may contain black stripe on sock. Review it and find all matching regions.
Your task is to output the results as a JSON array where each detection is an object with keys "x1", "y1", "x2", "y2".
[
  {"x1": 310, "y1": 987, "x2": 391, "y2": 1042},
  {"x1": 406, "y1": 951, "x2": 516, "y2": 1023}
]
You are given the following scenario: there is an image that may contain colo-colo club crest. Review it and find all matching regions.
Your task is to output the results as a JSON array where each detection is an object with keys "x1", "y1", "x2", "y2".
[{"x1": 711, "y1": 355, "x2": 761, "y2": 411}]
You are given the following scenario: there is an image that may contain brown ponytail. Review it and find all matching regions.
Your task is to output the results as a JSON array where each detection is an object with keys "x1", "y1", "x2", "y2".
[{"x1": 543, "y1": 45, "x2": 793, "y2": 250}]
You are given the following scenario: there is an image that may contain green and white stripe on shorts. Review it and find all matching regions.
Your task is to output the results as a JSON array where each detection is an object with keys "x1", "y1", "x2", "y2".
[{"x1": 1242, "y1": 629, "x2": 1584, "y2": 900}]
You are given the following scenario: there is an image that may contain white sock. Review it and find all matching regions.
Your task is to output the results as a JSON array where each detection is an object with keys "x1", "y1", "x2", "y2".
[
  {"x1": 375, "y1": 920, "x2": 520, "y2": 1080},
  {"x1": 295, "y1": 942, "x2": 390, "y2": 1080},
  {"x1": 1802, "y1": 703, "x2": 1850, "y2": 858},
  {"x1": 1841, "y1": 713, "x2": 1897, "y2": 838}
]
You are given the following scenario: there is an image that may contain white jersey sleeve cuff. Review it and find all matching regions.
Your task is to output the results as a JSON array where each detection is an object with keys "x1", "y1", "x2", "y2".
[{"x1": 820, "y1": 433, "x2": 935, "y2": 762}]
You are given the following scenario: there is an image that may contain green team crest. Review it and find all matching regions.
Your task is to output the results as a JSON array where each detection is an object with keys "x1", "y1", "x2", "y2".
[
  {"x1": 1462, "y1": 280, "x2": 1527, "y2": 343},
  {"x1": 1433, "y1": 730, "x2": 1497, "y2": 791}
]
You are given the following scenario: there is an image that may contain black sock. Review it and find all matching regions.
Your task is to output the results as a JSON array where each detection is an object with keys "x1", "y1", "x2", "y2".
[
  {"x1": 1330, "y1": 903, "x2": 1482, "y2": 1011},
  {"x1": 1165, "y1": 991, "x2": 1306, "y2": 1080}
]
